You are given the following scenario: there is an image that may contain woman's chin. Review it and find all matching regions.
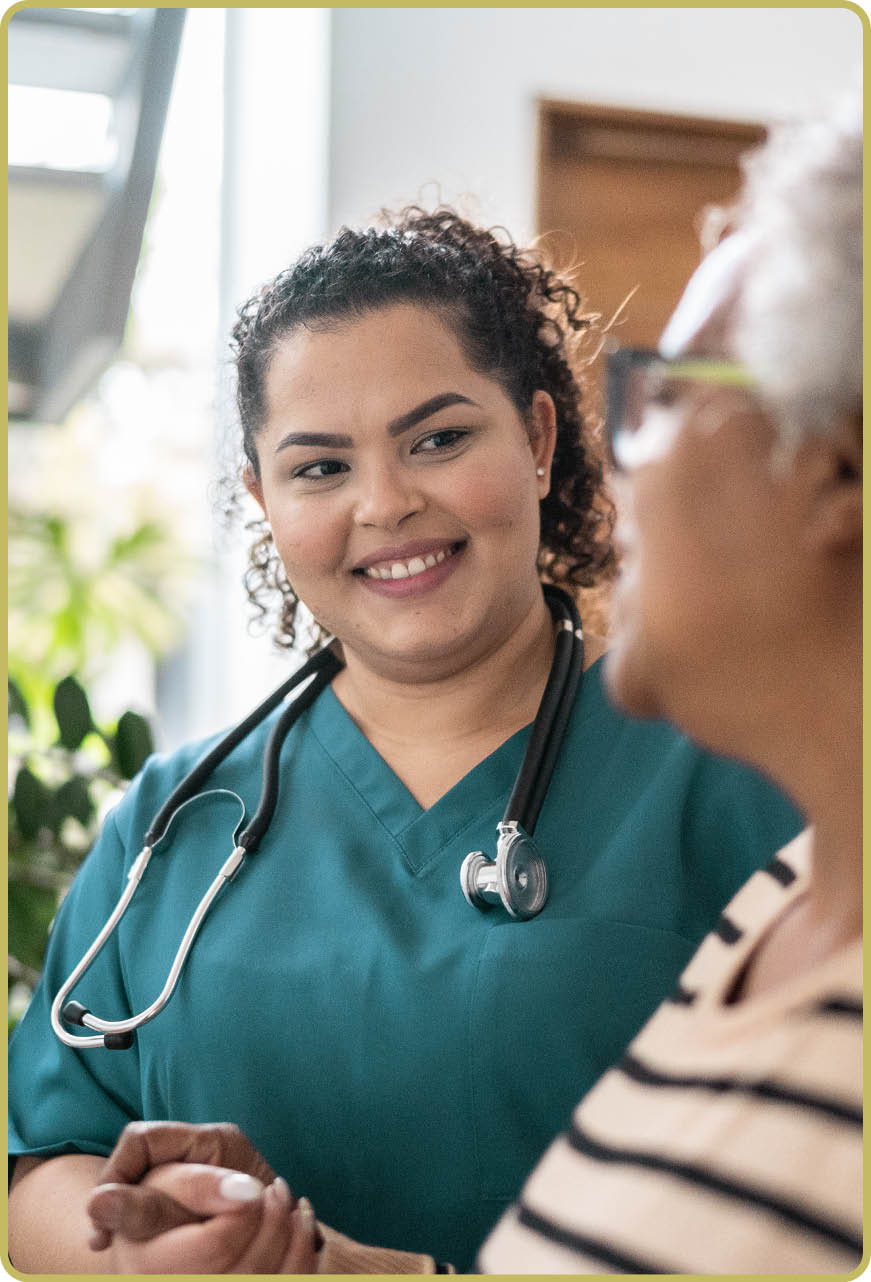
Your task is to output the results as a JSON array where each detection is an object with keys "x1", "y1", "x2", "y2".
[{"x1": 348, "y1": 626, "x2": 482, "y2": 682}]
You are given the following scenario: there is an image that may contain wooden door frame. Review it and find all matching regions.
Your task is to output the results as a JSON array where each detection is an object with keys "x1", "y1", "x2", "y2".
[{"x1": 536, "y1": 99, "x2": 765, "y2": 197}]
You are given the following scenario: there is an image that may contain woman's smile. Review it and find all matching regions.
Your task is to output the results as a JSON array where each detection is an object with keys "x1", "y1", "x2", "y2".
[{"x1": 352, "y1": 538, "x2": 465, "y2": 596}]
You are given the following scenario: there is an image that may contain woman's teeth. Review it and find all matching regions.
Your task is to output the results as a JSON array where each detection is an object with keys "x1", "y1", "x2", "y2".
[{"x1": 363, "y1": 546, "x2": 457, "y2": 580}]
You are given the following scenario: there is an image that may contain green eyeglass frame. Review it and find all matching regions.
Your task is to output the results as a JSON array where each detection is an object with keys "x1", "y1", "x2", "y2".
[{"x1": 605, "y1": 346, "x2": 757, "y2": 469}]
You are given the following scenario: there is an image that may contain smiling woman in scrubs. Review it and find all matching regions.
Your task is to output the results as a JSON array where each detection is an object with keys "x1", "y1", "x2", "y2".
[{"x1": 8, "y1": 208, "x2": 800, "y2": 1273}]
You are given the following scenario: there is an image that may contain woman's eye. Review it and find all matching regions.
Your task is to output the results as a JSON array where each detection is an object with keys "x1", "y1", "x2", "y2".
[
  {"x1": 413, "y1": 429, "x2": 468, "y2": 453},
  {"x1": 645, "y1": 377, "x2": 680, "y2": 410},
  {"x1": 294, "y1": 459, "x2": 349, "y2": 480}
]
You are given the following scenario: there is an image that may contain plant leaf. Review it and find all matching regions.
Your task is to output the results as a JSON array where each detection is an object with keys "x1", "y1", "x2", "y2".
[
  {"x1": 53, "y1": 776, "x2": 95, "y2": 827},
  {"x1": 53, "y1": 676, "x2": 93, "y2": 751},
  {"x1": 114, "y1": 711, "x2": 154, "y2": 780},
  {"x1": 12, "y1": 766, "x2": 51, "y2": 840},
  {"x1": 8, "y1": 880, "x2": 58, "y2": 973},
  {"x1": 8, "y1": 678, "x2": 30, "y2": 728}
]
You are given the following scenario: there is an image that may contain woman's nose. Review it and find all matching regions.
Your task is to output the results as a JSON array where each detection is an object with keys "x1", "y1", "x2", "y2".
[{"x1": 353, "y1": 463, "x2": 424, "y2": 530}]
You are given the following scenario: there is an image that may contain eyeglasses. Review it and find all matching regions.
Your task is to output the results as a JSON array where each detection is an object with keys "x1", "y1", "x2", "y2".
[{"x1": 604, "y1": 346, "x2": 758, "y2": 471}]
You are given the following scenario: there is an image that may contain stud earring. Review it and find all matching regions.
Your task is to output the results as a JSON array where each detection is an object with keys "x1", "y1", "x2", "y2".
[{"x1": 536, "y1": 467, "x2": 546, "y2": 477}]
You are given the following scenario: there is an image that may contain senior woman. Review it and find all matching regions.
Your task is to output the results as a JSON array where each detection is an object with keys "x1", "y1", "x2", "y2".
[
  {"x1": 8, "y1": 209, "x2": 800, "y2": 1273},
  {"x1": 481, "y1": 99, "x2": 863, "y2": 1274}
]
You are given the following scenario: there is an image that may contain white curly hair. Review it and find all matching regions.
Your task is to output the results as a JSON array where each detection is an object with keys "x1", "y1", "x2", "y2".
[{"x1": 733, "y1": 94, "x2": 862, "y2": 449}]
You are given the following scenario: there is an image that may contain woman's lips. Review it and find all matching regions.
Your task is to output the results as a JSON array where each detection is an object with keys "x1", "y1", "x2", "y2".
[
  {"x1": 361, "y1": 543, "x2": 460, "y2": 581},
  {"x1": 354, "y1": 541, "x2": 465, "y2": 597}
]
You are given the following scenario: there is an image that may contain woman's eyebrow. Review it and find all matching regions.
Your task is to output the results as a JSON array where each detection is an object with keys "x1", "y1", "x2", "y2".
[
  {"x1": 274, "y1": 393, "x2": 479, "y2": 454},
  {"x1": 275, "y1": 430, "x2": 354, "y2": 454},
  {"x1": 386, "y1": 392, "x2": 479, "y2": 437}
]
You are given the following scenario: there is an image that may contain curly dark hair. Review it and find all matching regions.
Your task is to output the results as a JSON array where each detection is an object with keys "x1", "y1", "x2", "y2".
[{"x1": 230, "y1": 205, "x2": 615, "y2": 650}]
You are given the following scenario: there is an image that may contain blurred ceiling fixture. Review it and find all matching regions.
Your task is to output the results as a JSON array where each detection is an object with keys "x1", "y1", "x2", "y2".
[{"x1": 8, "y1": 7, "x2": 186, "y2": 423}]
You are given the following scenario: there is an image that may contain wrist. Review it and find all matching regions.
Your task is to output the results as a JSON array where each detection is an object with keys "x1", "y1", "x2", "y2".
[{"x1": 316, "y1": 1222, "x2": 453, "y2": 1274}]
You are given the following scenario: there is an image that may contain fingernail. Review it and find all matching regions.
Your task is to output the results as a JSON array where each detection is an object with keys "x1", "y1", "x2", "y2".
[
  {"x1": 298, "y1": 1196, "x2": 323, "y2": 1247},
  {"x1": 273, "y1": 1176, "x2": 292, "y2": 1205},
  {"x1": 219, "y1": 1172, "x2": 264, "y2": 1202}
]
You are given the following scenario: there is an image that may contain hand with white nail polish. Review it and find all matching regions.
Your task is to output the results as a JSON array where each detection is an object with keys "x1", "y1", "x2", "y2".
[
  {"x1": 87, "y1": 1163, "x2": 320, "y2": 1274},
  {"x1": 85, "y1": 1121, "x2": 443, "y2": 1274},
  {"x1": 86, "y1": 1121, "x2": 321, "y2": 1273}
]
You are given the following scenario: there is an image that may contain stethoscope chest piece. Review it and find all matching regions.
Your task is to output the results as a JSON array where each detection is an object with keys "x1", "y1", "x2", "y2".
[{"x1": 461, "y1": 821, "x2": 548, "y2": 920}]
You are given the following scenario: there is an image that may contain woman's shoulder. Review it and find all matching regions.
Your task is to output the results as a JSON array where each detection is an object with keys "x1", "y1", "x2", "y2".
[
  {"x1": 575, "y1": 654, "x2": 798, "y2": 798},
  {"x1": 567, "y1": 653, "x2": 802, "y2": 865},
  {"x1": 568, "y1": 653, "x2": 701, "y2": 768},
  {"x1": 108, "y1": 704, "x2": 289, "y2": 840}
]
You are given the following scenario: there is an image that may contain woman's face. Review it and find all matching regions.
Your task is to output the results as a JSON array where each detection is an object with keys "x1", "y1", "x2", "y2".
[
  {"x1": 246, "y1": 302, "x2": 555, "y2": 679},
  {"x1": 604, "y1": 245, "x2": 801, "y2": 736}
]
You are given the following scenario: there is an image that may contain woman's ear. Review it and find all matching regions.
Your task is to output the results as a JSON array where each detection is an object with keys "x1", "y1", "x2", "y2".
[
  {"x1": 243, "y1": 464, "x2": 266, "y2": 515},
  {"x1": 804, "y1": 413, "x2": 862, "y2": 556},
  {"x1": 529, "y1": 391, "x2": 558, "y2": 497}
]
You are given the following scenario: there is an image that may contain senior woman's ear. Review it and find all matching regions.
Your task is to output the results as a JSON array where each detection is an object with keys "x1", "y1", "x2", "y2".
[
  {"x1": 528, "y1": 390, "x2": 558, "y2": 497},
  {"x1": 243, "y1": 464, "x2": 267, "y2": 515},
  {"x1": 802, "y1": 412, "x2": 863, "y2": 556}
]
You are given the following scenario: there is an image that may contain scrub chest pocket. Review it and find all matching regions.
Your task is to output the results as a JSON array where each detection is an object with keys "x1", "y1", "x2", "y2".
[{"x1": 470, "y1": 915, "x2": 695, "y2": 1201}]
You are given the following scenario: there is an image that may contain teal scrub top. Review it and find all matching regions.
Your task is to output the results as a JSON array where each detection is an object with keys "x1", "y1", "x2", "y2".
[{"x1": 9, "y1": 659, "x2": 801, "y2": 1270}]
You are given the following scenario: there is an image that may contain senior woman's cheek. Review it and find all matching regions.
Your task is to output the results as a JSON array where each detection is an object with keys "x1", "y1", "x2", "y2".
[
  {"x1": 605, "y1": 451, "x2": 686, "y2": 690},
  {"x1": 606, "y1": 442, "x2": 720, "y2": 723}
]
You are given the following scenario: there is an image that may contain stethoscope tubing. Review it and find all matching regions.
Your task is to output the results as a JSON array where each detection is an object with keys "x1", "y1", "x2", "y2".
[
  {"x1": 144, "y1": 646, "x2": 342, "y2": 848},
  {"x1": 504, "y1": 585, "x2": 583, "y2": 836},
  {"x1": 50, "y1": 844, "x2": 245, "y2": 1048},
  {"x1": 523, "y1": 592, "x2": 584, "y2": 833},
  {"x1": 238, "y1": 655, "x2": 342, "y2": 850}
]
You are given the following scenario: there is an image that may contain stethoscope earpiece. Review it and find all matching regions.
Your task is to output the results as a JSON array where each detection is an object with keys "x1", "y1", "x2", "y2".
[
  {"x1": 460, "y1": 821, "x2": 548, "y2": 920},
  {"x1": 59, "y1": 1001, "x2": 135, "y2": 1048}
]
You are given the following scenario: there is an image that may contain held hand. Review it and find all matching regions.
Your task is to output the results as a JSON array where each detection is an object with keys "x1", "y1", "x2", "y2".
[
  {"x1": 88, "y1": 1120, "x2": 442, "y2": 1274},
  {"x1": 89, "y1": 1121, "x2": 279, "y2": 1250},
  {"x1": 87, "y1": 1162, "x2": 320, "y2": 1273},
  {"x1": 99, "y1": 1120, "x2": 277, "y2": 1186}
]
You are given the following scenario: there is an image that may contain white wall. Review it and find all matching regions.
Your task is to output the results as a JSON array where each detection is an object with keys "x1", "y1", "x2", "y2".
[
  {"x1": 329, "y1": 7, "x2": 863, "y2": 240},
  {"x1": 213, "y1": 7, "x2": 333, "y2": 731},
  {"x1": 157, "y1": 8, "x2": 333, "y2": 744}
]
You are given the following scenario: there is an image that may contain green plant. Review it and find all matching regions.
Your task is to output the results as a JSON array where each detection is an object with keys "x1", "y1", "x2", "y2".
[
  {"x1": 9, "y1": 506, "x2": 183, "y2": 717},
  {"x1": 8, "y1": 675, "x2": 155, "y2": 1026},
  {"x1": 8, "y1": 438, "x2": 196, "y2": 1022}
]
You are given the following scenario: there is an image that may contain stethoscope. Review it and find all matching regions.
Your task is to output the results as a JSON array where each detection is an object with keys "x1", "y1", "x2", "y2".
[{"x1": 51, "y1": 585, "x2": 583, "y2": 1050}]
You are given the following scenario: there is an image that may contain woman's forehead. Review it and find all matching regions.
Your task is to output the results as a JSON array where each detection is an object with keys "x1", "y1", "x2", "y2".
[
  {"x1": 659, "y1": 232, "x2": 752, "y2": 359},
  {"x1": 262, "y1": 302, "x2": 503, "y2": 429},
  {"x1": 270, "y1": 303, "x2": 468, "y2": 378}
]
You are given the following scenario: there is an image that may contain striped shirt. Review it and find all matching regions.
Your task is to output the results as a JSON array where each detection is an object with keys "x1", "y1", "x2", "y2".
[{"x1": 479, "y1": 831, "x2": 862, "y2": 1274}]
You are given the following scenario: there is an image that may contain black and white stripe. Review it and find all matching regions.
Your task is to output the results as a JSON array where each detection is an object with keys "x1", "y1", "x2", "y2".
[
  {"x1": 565, "y1": 1120, "x2": 862, "y2": 1257},
  {"x1": 617, "y1": 1050, "x2": 862, "y2": 1126},
  {"x1": 714, "y1": 913, "x2": 743, "y2": 945},
  {"x1": 764, "y1": 856, "x2": 798, "y2": 888},
  {"x1": 514, "y1": 1203, "x2": 667, "y2": 1275}
]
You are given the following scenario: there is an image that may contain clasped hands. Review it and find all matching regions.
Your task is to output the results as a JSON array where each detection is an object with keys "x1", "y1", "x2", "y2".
[
  {"x1": 86, "y1": 1121, "x2": 319, "y2": 1273},
  {"x1": 86, "y1": 1121, "x2": 440, "y2": 1274}
]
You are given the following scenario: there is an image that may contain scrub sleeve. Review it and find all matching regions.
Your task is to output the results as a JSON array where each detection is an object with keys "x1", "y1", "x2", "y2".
[{"x1": 9, "y1": 659, "x2": 802, "y2": 1271}]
